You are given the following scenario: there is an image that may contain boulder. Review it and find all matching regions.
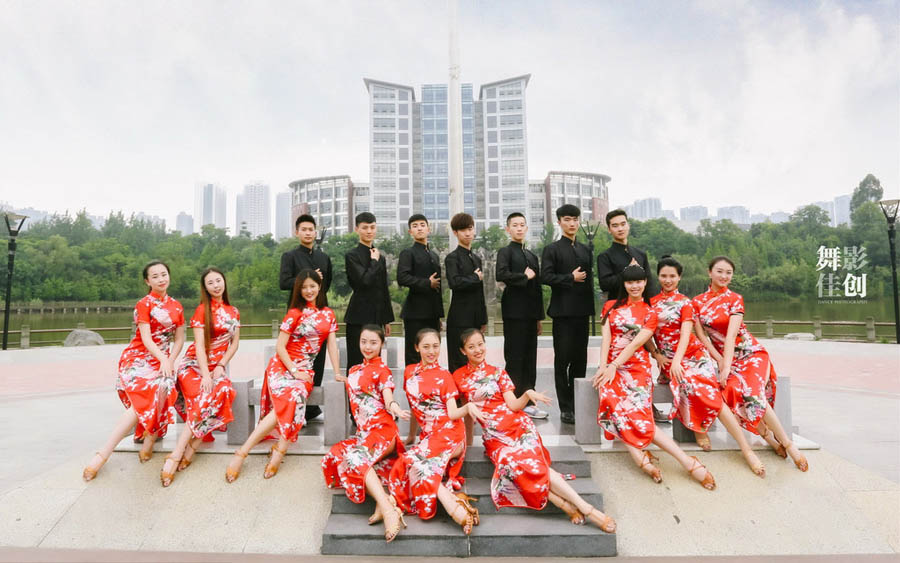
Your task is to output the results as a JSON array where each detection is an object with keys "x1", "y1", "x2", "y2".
[
  {"x1": 64, "y1": 329, "x2": 105, "y2": 347},
  {"x1": 784, "y1": 332, "x2": 815, "y2": 341}
]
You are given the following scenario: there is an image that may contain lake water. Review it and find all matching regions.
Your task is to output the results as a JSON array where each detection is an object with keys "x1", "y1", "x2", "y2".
[{"x1": 5, "y1": 296, "x2": 896, "y2": 347}]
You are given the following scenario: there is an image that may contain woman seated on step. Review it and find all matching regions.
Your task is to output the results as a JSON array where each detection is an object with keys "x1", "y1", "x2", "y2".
[
  {"x1": 593, "y1": 264, "x2": 716, "y2": 490},
  {"x1": 225, "y1": 269, "x2": 340, "y2": 482},
  {"x1": 453, "y1": 328, "x2": 616, "y2": 532},
  {"x1": 692, "y1": 256, "x2": 807, "y2": 472},
  {"x1": 388, "y1": 328, "x2": 484, "y2": 535},
  {"x1": 647, "y1": 255, "x2": 765, "y2": 477},
  {"x1": 322, "y1": 325, "x2": 410, "y2": 543}
]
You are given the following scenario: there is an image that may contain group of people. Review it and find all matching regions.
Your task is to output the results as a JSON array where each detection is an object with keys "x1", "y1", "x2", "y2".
[{"x1": 82, "y1": 205, "x2": 807, "y2": 543}]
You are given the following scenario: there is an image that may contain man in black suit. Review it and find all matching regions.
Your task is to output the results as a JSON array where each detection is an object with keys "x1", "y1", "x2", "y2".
[
  {"x1": 541, "y1": 204, "x2": 594, "y2": 425},
  {"x1": 445, "y1": 212, "x2": 487, "y2": 373},
  {"x1": 344, "y1": 212, "x2": 394, "y2": 375},
  {"x1": 496, "y1": 212, "x2": 547, "y2": 419},
  {"x1": 397, "y1": 214, "x2": 443, "y2": 366},
  {"x1": 279, "y1": 213, "x2": 332, "y2": 419}
]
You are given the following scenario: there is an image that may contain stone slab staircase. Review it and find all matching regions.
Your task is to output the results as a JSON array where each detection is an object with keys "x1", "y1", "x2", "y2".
[{"x1": 321, "y1": 444, "x2": 616, "y2": 557}]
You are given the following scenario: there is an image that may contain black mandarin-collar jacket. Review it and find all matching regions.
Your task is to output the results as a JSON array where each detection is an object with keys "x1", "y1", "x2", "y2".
[
  {"x1": 496, "y1": 241, "x2": 545, "y2": 320},
  {"x1": 397, "y1": 241, "x2": 444, "y2": 320},
  {"x1": 596, "y1": 241, "x2": 658, "y2": 299},
  {"x1": 344, "y1": 242, "x2": 395, "y2": 326},
  {"x1": 540, "y1": 236, "x2": 595, "y2": 318},
  {"x1": 279, "y1": 244, "x2": 333, "y2": 307},
  {"x1": 445, "y1": 245, "x2": 487, "y2": 328}
]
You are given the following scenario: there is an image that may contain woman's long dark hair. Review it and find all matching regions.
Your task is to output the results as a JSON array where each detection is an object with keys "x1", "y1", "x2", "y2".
[
  {"x1": 200, "y1": 267, "x2": 230, "y2": 354},
  {"x1": 290, "y1": 269, "x2": 326, "y2": 310},
  {"x1": 600, "y1": 264, "x2": 651, "y2": 324}
]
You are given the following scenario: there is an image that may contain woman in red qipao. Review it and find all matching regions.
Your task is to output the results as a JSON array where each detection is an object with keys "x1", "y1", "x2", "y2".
[
  {"x1": 454, "y1": 329, "x2": 615, "y2": 532},
  {"x1": 594, "y1": 265, "x2": 715, "y2": 490},
  {"x1": 388, "y1": 328, "x2": 484, "y2": 535},
  {"x1": 692, "y1": 256, "x2": 808, "y2": 472},
  {"x1": 322, "y1": 325, "x2": 410, "y2": 543},
  {"x1": 83, "y1": 260, "x2": 186, "y2": 481},
  {"x1": 225, "y1": 269, "x2": 340, "y2": 482},
  {"x1": 161, "y1": 268, "x2": 240, "y2": 487},
  {"x1": 648, "y1": 256, "x2": 765, "y2": 477}
]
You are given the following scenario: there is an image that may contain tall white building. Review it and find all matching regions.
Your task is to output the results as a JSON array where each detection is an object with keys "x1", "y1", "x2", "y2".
[
  {"x1": 194, "y1": 182, "x2": 227, "y2": 231},
  {"x1": 235, "y1": 183, "x2": 272, "y2": 238},
  {"x1": 630, "y1": 198, "x2": 663, "y2": 220},
  {"x1": 716, "y1": 206, "x2": 751, "y2": 225},
  {"x1": 813, "y1": 200, "x2": 836, "y2": 226},
  {"x1": 275, "y1": 191, "x2": 293, "y2": 240},
  {"x1": 176, "y1": 212, "x2": 193, "y2": 235},
  {"x1": 680, "y1": 206, "x2": 709, "y2": 221},
  {"x1": 834, "y1": 195, "x2": 851, "y2": 226}
]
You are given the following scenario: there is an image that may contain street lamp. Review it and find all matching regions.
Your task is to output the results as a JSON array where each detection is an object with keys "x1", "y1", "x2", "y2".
[
  {"x1": 316, "y1": 227, "x2": 328, "y2": 248},
  {"x1": 580, "y1": 220, "x2": 601, "y2": 336},
  {"x1": 879, "y1": 199, "x2": 899, "y2": 344},
  {"x1": 3, "y1": 212, "x2": 28, "y2": 350}
]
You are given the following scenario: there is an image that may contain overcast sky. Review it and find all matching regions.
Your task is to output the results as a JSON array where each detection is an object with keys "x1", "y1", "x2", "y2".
[{"x1": 1, "y1": 0, "x2": 897, "y2": 228}]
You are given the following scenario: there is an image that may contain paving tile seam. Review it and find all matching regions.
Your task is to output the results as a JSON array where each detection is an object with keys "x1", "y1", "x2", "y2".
[{"x1": 35, "y1": 486, "x2": 87, "y2": 550}]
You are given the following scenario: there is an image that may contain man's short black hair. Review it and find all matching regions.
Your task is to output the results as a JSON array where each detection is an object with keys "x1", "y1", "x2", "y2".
[
  {"x1": 355, "y1": 212, "x2": 377, "y2": 227},
  {"x1": 408, "y1": 214, "x2": 429, "y2": 228},
  {"x1": 450, "y1": 212, "x2": 475, "y2": 232},
  {"x1": 295, "y1": 214, "x2": 316, "y2": 230},
  {"x1": 605, "y1": 209, "x2": 628, "y2": 227},
  {"x1": 506, "y1": 212, "x2": 526, "y2": 225},
  {"x1": 556, "y1": 204, "x2": 581, "y2": 220}
]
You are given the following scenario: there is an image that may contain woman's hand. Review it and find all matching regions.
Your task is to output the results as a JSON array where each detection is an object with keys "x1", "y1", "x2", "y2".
[
  {"x1": 211, "y1": 365, "x2": 226, "y2": 380},
  {"x1": 160, "y1": 357, "x2": 175, "y2": 378},
  {"x1": 390, "y1": 402, "x2": 410, "y2": 421},
  {"x1": 668, "y1": 360, "x2": 684, "y2": 383},
  {"x1": 334, "y1": 373, "x2": 347, "y2": 383},
  {"x1": 295, "y1": 370, "x2": 314, "y2": 383},
  {"x1": 717, "y1": 359, "x2": 731, "y2": 387},
  {"x1": 467, "y1": 402, "x2": 487, "y2": 424},
  {"x1": 200, "y1": 374, "x2": 213, "y2": 394},
  {"x1": 525, "y1": 389, "x2": 552, "y2": 406},
  {"x1": 592, "y1": 364, "x2": 617, "y2": 389},
  {"x1": 655, "y1": 353, "x2": 671, "y2": 371}
]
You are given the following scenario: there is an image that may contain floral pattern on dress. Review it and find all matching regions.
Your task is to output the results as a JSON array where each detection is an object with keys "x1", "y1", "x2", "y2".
[
  {"x1": 389, "y1": 362, "x2": 466, "y2": 519},
  {"x1": 322, "y1": 356, "x2": 405, "y2": 504},
  {"x1": 453, "y1": 362, "x2": 550, "y2": 510},
  {"x1": 260, "y1": 305, "x2": 337, "y2": 442},
  {"x1": 692, "y1": 287, "x2": 776, "y2": 431},
  {"x1": 650, "y1": 290, "x2": 722, "y2": 432},
  {"x1": 597, "y1": 300, "x2": 658, "y2": 448},
  {"x1": 175, "y1": 300, "x2": 240, "y2": 437},
  {"x1": 116, "y1": 292, "x2": 184, "y2": 439}
]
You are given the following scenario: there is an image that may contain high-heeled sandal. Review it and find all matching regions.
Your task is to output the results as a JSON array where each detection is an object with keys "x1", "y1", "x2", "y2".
[
  {"x1": 694, "y1": 432, "x2": 712, "y2": 452},
  {"x1": 451, "y1": 499, "x2": 475, "y2": 535},
  {"x1": 160, "y1": 454, "x2": 179, "y2": 488},
  {"x1": 639, "y1": 451, "x2": 662, "y2": 483},
  {"x1": 783, "y1": 441, "x2": 809, "y2": 472},
  {"x1": 745, "y1": 450, "x2": 766, "y2": 478},
  {"x1": 556, "y1": 497, "x2": 586, "y2": 525},
  {"x1": 759, "y1": 427, "x2": 787, "y2": 458},
  {"x1": 263, "y1": 444, "x2": 288, "y2": 479},
  {"x1": 178, "y1": 442, "x2": 197, "y2": 472},
  {"x1": 368, "y1": 504, "x2": 383, "y2": 525},
  {"x1": 225, "y1": 450, "x2": 248, "y2": 483},
  {"x1": 82, "y1": 451, "x2": 109, "y2": 482},
  {"x1": 581, "y1": 507, "x2": 617, "y2": 533},
  {"x1": 384, "y1": 496, "x2": 407, "y2": 543},
  {"x1": 688, "y1": 456, "x2": 716, "y2": 490},
  {"x1": 453, "y1": 492, "x2": 479, "y2": 525}
]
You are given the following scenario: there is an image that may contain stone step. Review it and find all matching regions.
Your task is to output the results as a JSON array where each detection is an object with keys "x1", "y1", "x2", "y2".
[
  {"x1": 462, "y1": 445, "x2": 592, "y2": 478},
  {"x1": 469, "y1": 513, "x2": 616, "y2": 557},
  {"x1": 463, "y1": 476, "x2": 604, "y2": 516},
  {"x1": 321, "y1": 512, "x2": 469, "y2": 557}
]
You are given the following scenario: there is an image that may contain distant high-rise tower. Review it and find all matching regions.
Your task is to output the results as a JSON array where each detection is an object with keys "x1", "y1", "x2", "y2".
[
  {"x1": 275, "y1": 191, "x2": 293, "y2": 240},
  {"x1": 194, "y1": 182, "x2": 227, "y2": 231},
  {"x1": 235, "y1": 183, "x2": 272, "y2": 238},
  {"x1": 176, "y1": 212, "x2": 193, "y2": 235}
]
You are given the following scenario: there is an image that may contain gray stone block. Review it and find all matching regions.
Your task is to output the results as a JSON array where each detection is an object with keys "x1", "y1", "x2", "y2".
[
  {"x1": 575, "y1": 378, "x2": 603, "y2": 445},
  {"x1": 775, "y1": 375, "x2": 793, "y2": 436},
  {"x1": 324, "y1": 379, "x2": 349, "y2": 446},
  {"x1": 672, "y1": 418, "x2": 695, "y2": 443},
  {"x1": 321, "y1": 513, "x2": 468, "y2": 557},
  {"x1": 469, "y1": 513, "x2": 616, "y2": 557},
  {"x1": 463, "y1": 445, "x2": 592, "y2": 479}
]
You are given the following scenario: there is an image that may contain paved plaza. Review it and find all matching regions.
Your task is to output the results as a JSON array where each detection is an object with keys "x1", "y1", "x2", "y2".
[{"x1": 0, "y1": 338, "x2": 897, "y2": 559}]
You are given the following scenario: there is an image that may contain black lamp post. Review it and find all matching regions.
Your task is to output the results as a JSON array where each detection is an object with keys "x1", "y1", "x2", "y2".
[
  {"x1": 3, "y1": 212, "x2": 28, "y2": 350},
  {"x1": 580, "y1": 220, "x2": 601, "y2": 336},
  {"x1": 879, "y1": 199, "x2": 899, "y2": 344},
  {"x1": 316, "y1": 227, "x2": 328, "y2": 248}
]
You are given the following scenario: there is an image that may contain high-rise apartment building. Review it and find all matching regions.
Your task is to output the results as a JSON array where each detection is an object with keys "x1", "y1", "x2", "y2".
[
  {"x1": 288, "y1": 176, "x2": 353, "y2": 235},
  {"x1": 235, "y1": 183, "x2": 271, "y2": 238},
  {"x1": 176, "y1": 212, "x2": 193, "y2": 235},
  {"x1": 717, "y1": 206, "x2": 751, "y2": 225},
  {"x1": 680, "y1": 205, "x2": 709, "y2": 221},
  {"x1": 275, "y1": 191, "x2": 293, "y2": 240},
  {"x1": 834, "y1": 195, "x2": 851, "y2": 226},
  {"x1": 544, "y1": 172, "x2": 610, "y2": 226},
  {"x1": 194, "y1": 182, "x2": 227, "y2": 231},
  {"x1": 630, "y1": 198, "x2": 663, "y2": 220}
]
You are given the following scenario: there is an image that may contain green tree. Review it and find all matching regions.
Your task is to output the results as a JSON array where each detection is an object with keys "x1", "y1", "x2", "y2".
[{"x1": 850, "y1": 173, "x2": 883, "y2": 213}]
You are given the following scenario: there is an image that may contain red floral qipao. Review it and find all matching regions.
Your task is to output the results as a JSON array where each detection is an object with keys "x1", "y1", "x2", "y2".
[
  {"x1": 598, "y1": 300, "x2": 658, "y2": 448},
  {"x1": 453, "y1": 362, "x2": 551, "y2": 510},
  {"x1": 389, "y1": 362, "x2": 466, "y2": 518},
  {"x1": 322, "y1": 357, "x2": 405, "y2": 503},
  {"x1": 116, "y1": 292, "x2": 184, "y2": 439},
  {"x1": 692, "y1": 287, "x2": 776, "y2": 432},
  {"x1": 175, "y1": 300, "x2": 240, "y2": 437},
  {"x1": 650, "y1": 290, "x2": 723, "y2": 432},
  {"x1": 260, "y1": 304, "x2": 337, "y2": 442}
]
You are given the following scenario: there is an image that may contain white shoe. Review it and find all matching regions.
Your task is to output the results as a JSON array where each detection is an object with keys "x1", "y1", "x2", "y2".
[{"x1": 524, "y1": 406, "x2": 549, "y2": 419}]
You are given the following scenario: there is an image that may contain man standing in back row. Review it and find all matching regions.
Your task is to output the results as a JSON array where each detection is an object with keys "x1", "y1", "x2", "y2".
[
  {"x1": 445, "y1": 212, "x2": 487, "y2": 373},
  {"x1": 541, "y1": 204, "x2": 594, "y2": 425},
  {"x1": 396, "y1": 214, "x2": 443, "y2": 366},
  {"x1": 344, "y1": 212, "x2": 394, "y2": 375}
]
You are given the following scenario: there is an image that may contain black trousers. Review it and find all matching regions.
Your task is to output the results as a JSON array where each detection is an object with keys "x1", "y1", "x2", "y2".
[
  {"x1": 403, "y1": 317, "x2": 442, "y2": 366},
  {"x1": 503, "y1": 318, "x2": 538, "y2": 396},
  {"x1": 345, "y1": 323, "x2": 364, "y2": 377},
  {"x1": 446, "y1": 324, "x2": 472, "y2": 374},
  {"x1": 551, "y1": 316, "x2": 589, "y2": 415},
  {"x1": 305, "y1": 346, "x2": 327, "y2": 419}
]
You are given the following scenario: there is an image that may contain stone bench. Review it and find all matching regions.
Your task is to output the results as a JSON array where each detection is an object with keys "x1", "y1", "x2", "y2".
[
  {"x1": 227, "y1": 337, "x2": 408, "y2": 446},
  {"x1": 574, "y1": 375, "x2": 794, "y2": 445}
]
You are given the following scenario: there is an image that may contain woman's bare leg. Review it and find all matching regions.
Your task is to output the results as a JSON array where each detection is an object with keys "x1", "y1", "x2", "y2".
[
  {"x1": 548, "y1": 469, "x2": 615, "y2": 531},
  {"x1": 85, "y1": 407, "x2": 138, "y2": 473},
  {"x1": 717, "y1": 405, "x2": 764, "y2": 476},
  {"x1": 652, "y1": 431, "x2": 715, "y2": 489},
  {"x1": 226, "y1": 411, "x2": 278, "y2": 475}
]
